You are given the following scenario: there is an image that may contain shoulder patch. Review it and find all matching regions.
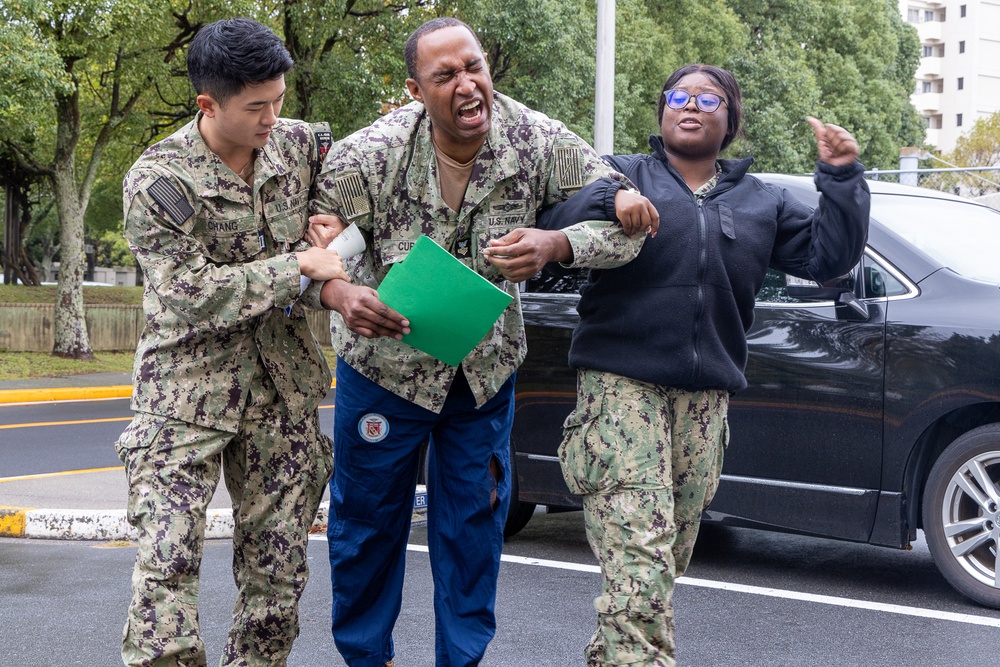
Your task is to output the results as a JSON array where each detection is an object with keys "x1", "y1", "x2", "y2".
[
  {"x1": 335, "y1": 171, "x2": 371, "y2": 219},
  {"x1": 555, "y1": 146, "x2": 584, "y2": 190},
  {"x1": 147, "y1": 176, "x2": 194, "y2": 225},
  {"x1": 311, "y1": 122, "x2": 333, "y2": 163}
]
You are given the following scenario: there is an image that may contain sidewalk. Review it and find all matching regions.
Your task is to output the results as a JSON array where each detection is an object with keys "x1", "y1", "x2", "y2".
[{"x1": 0, "y1": 373, "x2": 427, "y2": 540}]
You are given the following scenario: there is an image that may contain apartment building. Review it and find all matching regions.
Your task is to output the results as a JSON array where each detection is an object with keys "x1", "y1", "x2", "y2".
[{"x1": 901, "y1": 0, "x2": 1000, "y2": 152}]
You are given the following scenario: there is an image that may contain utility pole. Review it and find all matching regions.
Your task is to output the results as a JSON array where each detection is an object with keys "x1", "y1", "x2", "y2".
[{"x1": 594, "y1": 0, "x2": 615, "y2": 155}]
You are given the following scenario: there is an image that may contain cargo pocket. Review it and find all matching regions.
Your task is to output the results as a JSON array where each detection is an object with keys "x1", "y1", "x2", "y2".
[
  {"x1": 558, "y1": 385, "x2": 608, "y2": 495},
  {"x1": 114, "y1": 413, "x2": 168, "y2": 527}
]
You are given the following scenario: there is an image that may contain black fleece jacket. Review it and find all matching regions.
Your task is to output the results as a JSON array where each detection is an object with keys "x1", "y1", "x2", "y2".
[{"x1": 538, "y1": 135, "x2": 870, "y2": 393}]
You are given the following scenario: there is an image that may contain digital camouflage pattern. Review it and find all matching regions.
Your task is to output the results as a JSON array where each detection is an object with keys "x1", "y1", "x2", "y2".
[
  {"x1": 123, "y1": 114, "x2": 332, "y2": 433},
  {"x1": 559, "y1": 370, "x2": 728, "y2": 666},
  {"x1": 312, "y1": 92, "x2": 644, "y2": 413},
  {"x1": 119, "y1": 114, "x2": 334, "y2": 666},
  {"x1": 116, "y1": 407, "x2": 332, "y2": 666}
]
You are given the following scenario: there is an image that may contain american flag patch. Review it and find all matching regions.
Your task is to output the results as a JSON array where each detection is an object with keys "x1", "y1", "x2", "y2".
[
  {"x1": 146, "y1": 177, "x2": 194, "y2": 225},
  {"x1": 555, "y1": 146, "x2": 584, "y2": 190},
  {"x1": 335, "y1": 172, "x2": 371, "y2": 219}
]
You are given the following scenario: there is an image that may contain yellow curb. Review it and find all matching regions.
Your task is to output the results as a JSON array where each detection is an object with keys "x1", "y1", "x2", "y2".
[
  {"x1": 0, "y1": 506, "x2": 32, "y2": 537},
  {"x1": 0, "y1": 379, "x2": 335, "y2": 404},
  {"x1": 0, "y1": 386, "x2": 133, "y2": 404}
]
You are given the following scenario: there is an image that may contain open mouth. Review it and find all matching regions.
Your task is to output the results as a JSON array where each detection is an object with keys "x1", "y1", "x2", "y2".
[{"x1": 457, "y1": 100, "x2": 484, "y2": 125}]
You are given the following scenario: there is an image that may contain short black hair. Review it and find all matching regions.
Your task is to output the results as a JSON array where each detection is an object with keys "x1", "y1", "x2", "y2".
[
  {"x1": 187, "y1": 18, "x2": 293, "y2": 107},
  {"x1": 658, "y1": 64, "x2": 743, "y2": 151},
  {"x1": 404, "y1": 17, "x2": 482, "y2": 81}
]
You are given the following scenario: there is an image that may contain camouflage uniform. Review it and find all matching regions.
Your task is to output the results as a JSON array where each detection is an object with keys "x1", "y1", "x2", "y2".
[
  {"x1": 117, "y1": 113, "x2": 334, "y2": 667},
  {"x1": 558, "y1": 172, "x2": 728, "y2": 667},
  {"x1": 312, "y1": 92, "x2": 643, "y2": 666}
]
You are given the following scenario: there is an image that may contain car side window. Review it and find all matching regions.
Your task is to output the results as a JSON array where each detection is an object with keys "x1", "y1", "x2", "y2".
[
  {"x1": 861, "y1": 256, "x2": 907, "y2": 298},
  {"x1": 756, "y1": 269, "x2": 802, "y2": 304},
  {"x1": 526, "y1": 266, "x2": 589, "y2": 295}
]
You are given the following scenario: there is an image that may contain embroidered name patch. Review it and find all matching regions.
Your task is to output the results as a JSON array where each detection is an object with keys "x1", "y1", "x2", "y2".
[{"x1": 358, "y1": 413, "x2": 389, "y2": 443}]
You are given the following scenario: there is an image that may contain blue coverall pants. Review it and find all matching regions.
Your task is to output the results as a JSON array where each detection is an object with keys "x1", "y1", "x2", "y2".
[{"x1": 328, "y1": 359, "x2": 514, "y2": 667}]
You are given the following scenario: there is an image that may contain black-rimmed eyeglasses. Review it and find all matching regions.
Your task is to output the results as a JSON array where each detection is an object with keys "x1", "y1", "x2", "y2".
[{"x1": 663, "y1": 89, "x2": 726, "y2": 113}]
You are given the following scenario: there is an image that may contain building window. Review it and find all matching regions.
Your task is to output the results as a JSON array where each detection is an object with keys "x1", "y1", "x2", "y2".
[
  {"x1": 922, "y1": 81, "x2": 932, "y2": 93},
  {"x1": 957, "y1": 114, "x2": 963, "y2": 127},
  {"x1": 958, "y1": 77, "x2": 964, "y2": 90},
  {"x1": 923, "y1": 45, "x2": 934, "y2": 57},
  {"x1": 908, "y1": 8, "x2": 920, "y2": 22},
  {"x1": 961, "y1": 5, "x2": 967, "y2": 17},
  {"x1": 959, "y1": 41, "x2": 966, "y2": 53},
  {"x1": 924, "y1": 9, "x2": 934, "y2": 21}
]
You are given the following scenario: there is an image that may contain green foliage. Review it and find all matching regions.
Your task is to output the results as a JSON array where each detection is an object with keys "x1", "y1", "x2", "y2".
[
  {"x1": 726, "y1": 0, "x2": 924, "y2": 172},
  {"x1": 923, "y1": 111, "x2": 1000, "y2": 197}
]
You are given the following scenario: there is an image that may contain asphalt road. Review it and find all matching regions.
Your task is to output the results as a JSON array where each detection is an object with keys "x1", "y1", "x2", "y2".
[{"x1": 4, "y1": 397, "x2": 1000, "y2": 665}]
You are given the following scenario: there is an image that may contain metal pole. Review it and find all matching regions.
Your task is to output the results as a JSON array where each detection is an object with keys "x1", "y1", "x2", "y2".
[
  {"x1": 594, "y1": 0, "x2": 615, "y2": 155},
  {"x1": 899, "y1": 147, "x2": 922, "y2": 187}
]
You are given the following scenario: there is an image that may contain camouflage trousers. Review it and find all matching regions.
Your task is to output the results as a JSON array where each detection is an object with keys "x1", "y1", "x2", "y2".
[
  {"x1": 559, "y1": 370, "x2": 728, "y2": 667},
  {"x1": 115, "y1": 403, "x2": 332, "y2": 667}
]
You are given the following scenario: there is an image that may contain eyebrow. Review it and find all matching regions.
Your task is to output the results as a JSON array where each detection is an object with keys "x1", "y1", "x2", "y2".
[
  {"x1": 432, "y1": 57, "x2": 483, "y2": 79},
  {"x1": 246, "y1": 89, "x2": 286, "y2": 106}
]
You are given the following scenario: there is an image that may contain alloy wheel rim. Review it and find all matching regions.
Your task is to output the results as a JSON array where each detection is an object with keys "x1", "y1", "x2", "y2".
[{"x1": 941, "y1": 451, "x2": 1000, "y2": 588}]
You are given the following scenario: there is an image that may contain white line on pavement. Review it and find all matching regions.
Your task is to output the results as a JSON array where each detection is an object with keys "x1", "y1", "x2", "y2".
[{"x1": 398, "y1": 544, "x2": 1000, "y2": 629}]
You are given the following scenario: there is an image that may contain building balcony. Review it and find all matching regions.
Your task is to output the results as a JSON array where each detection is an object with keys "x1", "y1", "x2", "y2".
[
  {"x1": 913, "y1": 92, "x2": 942, "y2": 113},
  {"x1": 917, "y1": 57, "x2": 943, "y2": 78},
  {"x1": 918, "y1": 20, "x2": 944, "y2": 42}
]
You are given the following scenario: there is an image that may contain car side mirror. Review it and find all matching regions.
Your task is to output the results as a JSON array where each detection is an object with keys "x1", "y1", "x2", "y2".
[{"x1": 785, "y1": 274, "x2": 869, "y2": 319}]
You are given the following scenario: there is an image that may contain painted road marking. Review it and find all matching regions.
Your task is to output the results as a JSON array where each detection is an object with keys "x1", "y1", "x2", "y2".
[
  {"x1": 0, "y1": 417, "x2": 132, "y2": 430},
  {"x1": 0, "y1": 466, "x2": 124, "y2": 483},
  {"x1": 348, "y1": 543, "x2": 1000, "y2": 630},
  {"x1": 0, "y1": 403, "x2": 333, "y2": 431}
]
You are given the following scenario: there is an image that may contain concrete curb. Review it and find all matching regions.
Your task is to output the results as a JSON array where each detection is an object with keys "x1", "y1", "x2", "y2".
[
  {"x1": 0, "y1": 385, "x2": 133, "y2": 404},
  {"x1": 1, "y1": 489, "x2": 428, "y2": 540}
]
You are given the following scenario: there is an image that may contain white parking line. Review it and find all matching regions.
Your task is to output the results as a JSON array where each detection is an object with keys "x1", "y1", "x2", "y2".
[{"x1": 402, "y1": 543, "x2": 1000, "y2": 629}]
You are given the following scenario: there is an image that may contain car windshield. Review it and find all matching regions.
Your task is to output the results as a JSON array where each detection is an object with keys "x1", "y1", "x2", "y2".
[{"x1": 871, "y1": 193, "x2": 1000, "y2": 284}]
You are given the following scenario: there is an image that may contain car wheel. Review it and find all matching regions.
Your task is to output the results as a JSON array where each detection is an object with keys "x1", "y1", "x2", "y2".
[
  {"x1": 923, "y1": 424, "x2": 1000, "y2": 608},
  {"x1": 504, "y1": 439, "x2": 537, "y2": 539}
]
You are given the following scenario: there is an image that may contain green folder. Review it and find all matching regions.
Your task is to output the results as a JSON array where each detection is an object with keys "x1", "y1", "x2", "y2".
[{"x1": 377, "y1": 235, "x2": 514, "y2": 366}]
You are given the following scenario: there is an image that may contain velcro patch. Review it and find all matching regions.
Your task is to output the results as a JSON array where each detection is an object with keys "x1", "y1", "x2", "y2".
[
  {"x1": 555, "y1": 146, "x2": 584, "y2": 190},
  {"x1": 335, "y1": 172, "x2": 371, "y2": 219},
  {"x1": 314, "y1": 128, "x2": 332, "y2": 162},
  {"x1": 147, "y1": 177, "x2": 194, "y2": 225}
]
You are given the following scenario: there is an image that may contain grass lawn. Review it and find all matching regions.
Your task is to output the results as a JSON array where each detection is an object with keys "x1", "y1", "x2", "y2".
[{"x1": 0, "y1": 285, "x2": 337, "y2": 381}]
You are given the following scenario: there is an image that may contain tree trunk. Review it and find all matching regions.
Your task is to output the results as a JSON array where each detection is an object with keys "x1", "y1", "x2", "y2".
[{"x1": 51, "y1": 91, "x2": 94, "y2": 360}]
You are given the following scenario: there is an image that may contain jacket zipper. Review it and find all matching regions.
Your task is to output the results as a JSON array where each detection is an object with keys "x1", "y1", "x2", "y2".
[{"x1": 691, "y1": 198, "x2": 707, "y2": 383}]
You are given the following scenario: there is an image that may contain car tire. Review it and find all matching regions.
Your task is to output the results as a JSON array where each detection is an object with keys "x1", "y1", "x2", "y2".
[
  {"x1": 504, "y1": 439, "x2": 537, "y2": 539},
  {"x1": 923, "y1": 423, "x2": 1000, "y2": 608}
]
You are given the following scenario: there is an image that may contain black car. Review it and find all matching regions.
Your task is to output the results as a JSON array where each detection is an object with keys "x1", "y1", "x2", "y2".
[{"x1": 509, "y1": 175, "x2": 1000, "y2": 608}]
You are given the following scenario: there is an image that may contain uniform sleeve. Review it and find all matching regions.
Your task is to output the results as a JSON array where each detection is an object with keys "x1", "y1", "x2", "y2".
[
  {"x1": 769, "y1": 160, "x2": 871, "y2": 282},
  {"x1": 123, "y1": 168, "x2": 301, "y2": 329},
  {"x1": 311, "y1": 140, "x2": 375, "y2": 232},
  {"x1": 536, "y1": 124, "x2": 644, "y2": 269},
  {"x1": 292, "y1": 121, "x2": 335, "y2": 312}
]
